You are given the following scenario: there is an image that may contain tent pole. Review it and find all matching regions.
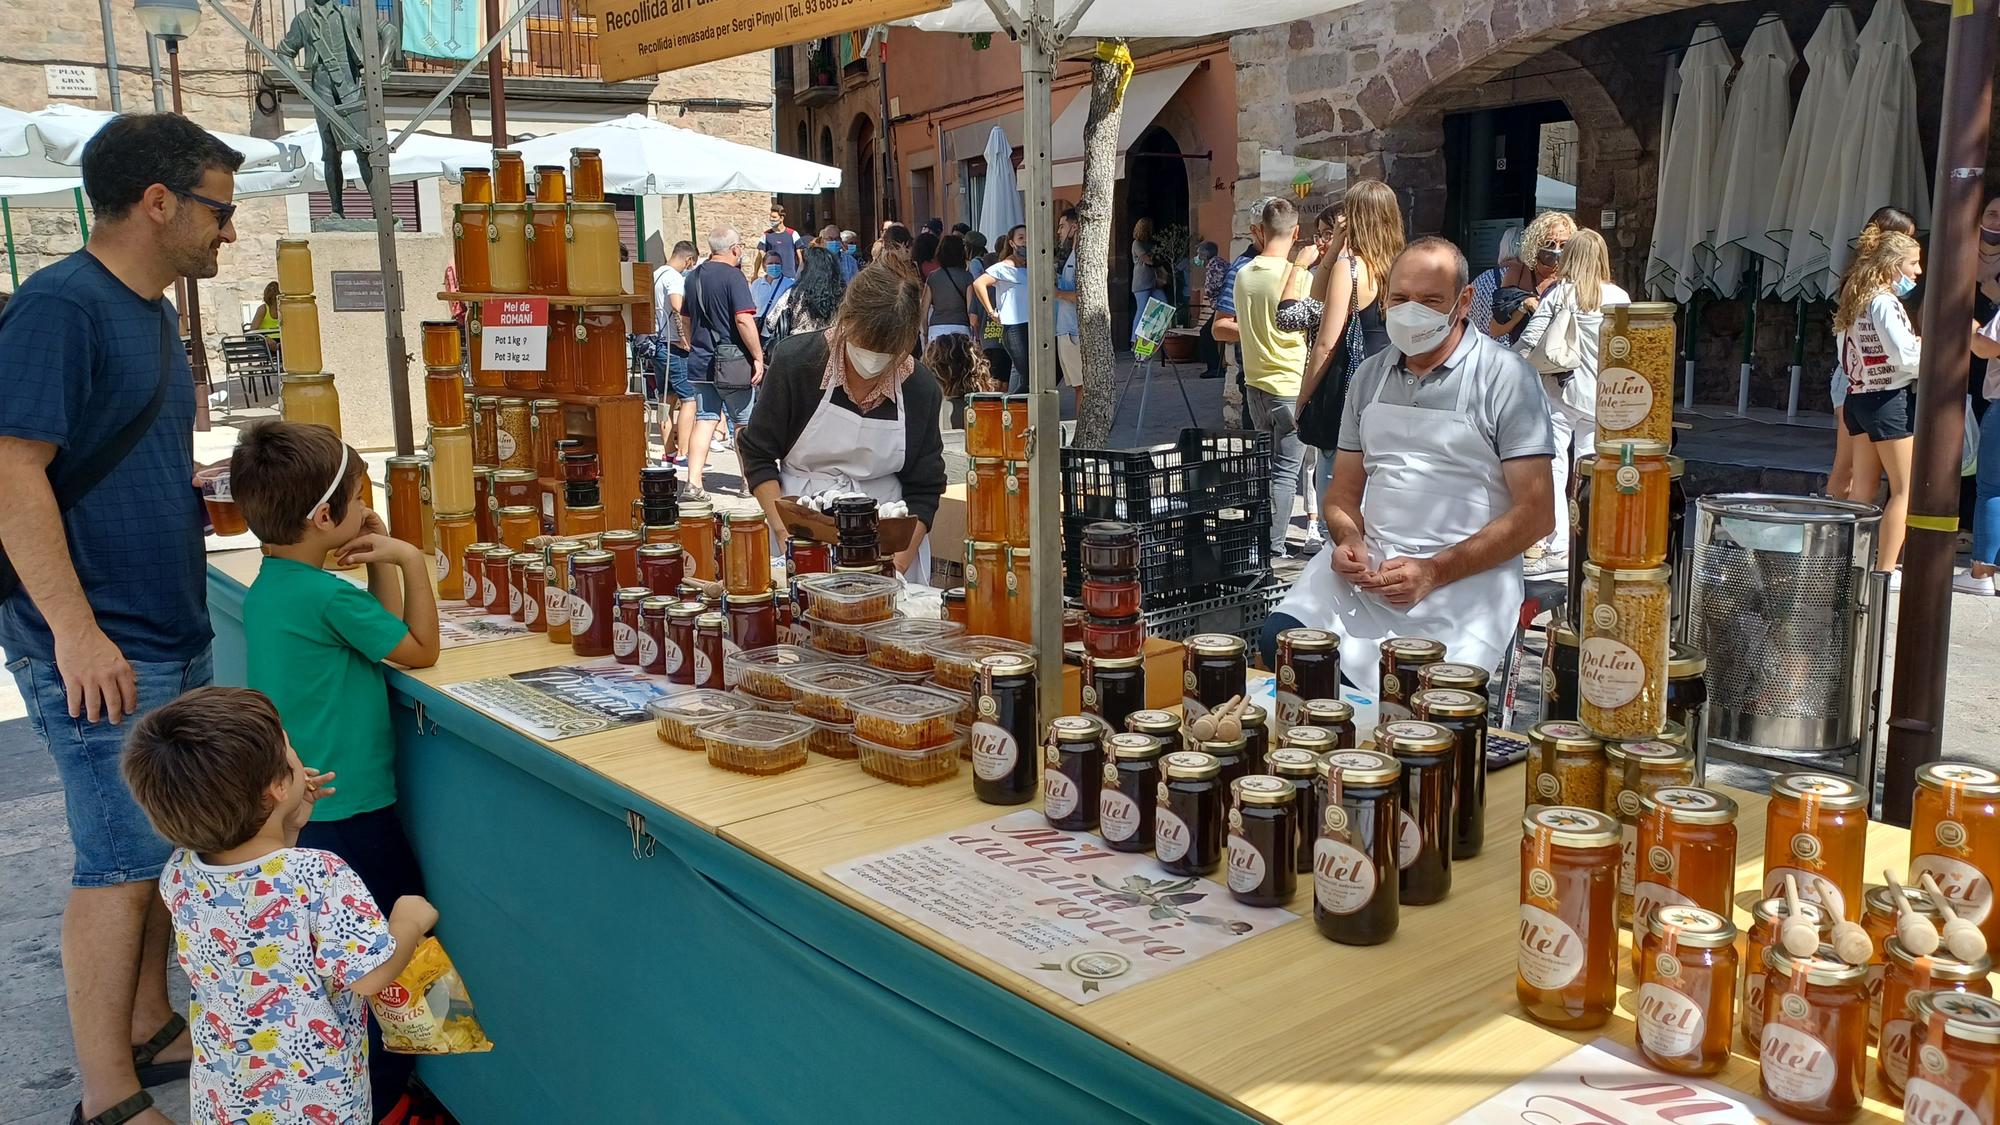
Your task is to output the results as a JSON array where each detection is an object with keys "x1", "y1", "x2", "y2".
[
  {"x1": 687, "y1": 194, "x2": 696, "y2": 243},
  {"x1": 1735, "y1": 262, "x2": 1757, "y2": 417},
  {"x1": 3, "y1": 199, "x2": 17, "y2": 289},
  {"x1": 1681, "y1": 292, "x2": 1698, "y2": 409},
  {"x1": 636, "y1": 197, "x2": 648, "y2": 263},
  {"x1": 1786, "y1": 297, "x2": 1806, "y2": 421},
  {"x1": 1020, "y1": 0, "x2": 1062, "y2": 730},
  {"x1": 360, "y1": 0, "x2": 416, "y2": 457},
  {"x1": 1884, "y1": 0, "x2": 2000, "y2": 823},
  {"x1": 73, "y1": 187, "x2": 88, "y2": 243}
]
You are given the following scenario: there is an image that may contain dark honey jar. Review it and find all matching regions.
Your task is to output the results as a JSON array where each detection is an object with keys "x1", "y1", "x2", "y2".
[
  {"x1": 1081, "y1": 653, "x2": 1145, "y2": 733},
  {"x1": 1227, "y1": 775, "x2": 1298, "y2": 907},
  {"x1": 1377, "y1": 719, "x2": 1457, "y2": 906},
  {"x1": 1266, "y1": 747, "x2": 1322, "y2": 875},
  {"x1": 1100, "y1": 733, "x2": 1164, "y2": 852},
  {"x1": 1124, "y1": 709, "x2": 1182, "y2": 751},
  {"x1": 1156, "y1": 751, "x2": 1223, "y2": 877},
  {"x1": 1182, "y1": 633, "x2": 1247, "y2": 720},
  {"x1": 1412, "y1": 687, "x2": 1488, "y2": 861},
  {"x1": 1042, "y1": 716, "x2": 1104, "y2": 833},
  {"x1": 1302, "y1": 698, "x2": 1357, "y2": 749},
  {"x1": 1314, "y1": 750, "x2": 1402, "y2": 945},
  {"x1": 1275, "y1": 627, "x2": 1340, "y2": 728}
]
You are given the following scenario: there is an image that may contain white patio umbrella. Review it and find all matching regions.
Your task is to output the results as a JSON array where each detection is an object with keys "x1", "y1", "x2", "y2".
[
  {"x1": 1645, "y1": 23, "x2": 1735, "y2": 302},
  {"x1": 0, "y1": 103, "x2": 300, "y2": 177},
  {"x1": 234, "y1": 127, "x2": 491, "y2": 199},
  {"x1": 1704, "y1": 12, "x2": 1795, "y2": 297},
  {"x1": 492, "y1": 114, "x2": 840, "y2": 196},
  {"x1": 1795, "y1": 0, "x2": 1928, "y2": 295},
  {"x1": 974, "y1": 125, "x2": 1023, "y2": 243},
  {"x1": 1766, "y1": 4, "x2": 1860, "y2": 300},
  {"x1": 0, "y1": 175, "x2": 83, "y2": 206}
]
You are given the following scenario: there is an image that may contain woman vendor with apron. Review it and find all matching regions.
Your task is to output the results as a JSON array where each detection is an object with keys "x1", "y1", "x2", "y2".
[
  {"x1": 1265, "y1": 237, "x2": 1558, "y2": 702},
  {"x1": 739, "y1": 260, "x2": 948, "y2": 582}
]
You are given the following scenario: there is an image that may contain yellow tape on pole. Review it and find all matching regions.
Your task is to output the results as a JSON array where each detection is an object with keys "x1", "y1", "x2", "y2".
[
  {"x1": 1908, "y1": 513, "x2": 1961, "y2": 532},
  {"x1": 1096, "y1": 40, "x2": 1134, "y2": 101}
]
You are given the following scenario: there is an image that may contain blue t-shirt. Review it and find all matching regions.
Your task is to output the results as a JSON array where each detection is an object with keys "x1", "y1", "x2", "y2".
[
  {"x1": 685, "y1": 259, "x2": 756, "y2": 382},
  {"x1": 0, "y1": 251, "x2": 207, "y2": 664},
  {"x1": 759, "y1": 228, "x2": 801, "y2": 279}
]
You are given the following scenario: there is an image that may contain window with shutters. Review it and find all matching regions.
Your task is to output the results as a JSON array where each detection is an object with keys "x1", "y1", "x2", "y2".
[{"x1": 308, "y1": 181, "x2": 422, "y2": 230}]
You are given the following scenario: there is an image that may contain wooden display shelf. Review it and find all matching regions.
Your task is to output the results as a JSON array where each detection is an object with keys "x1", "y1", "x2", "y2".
[
  {"x1": 533, "y1": 392, "x2": 647, "y2": 526},
  {"x1": 442, "y1": 290, "x2": 645, "y2": 307}
]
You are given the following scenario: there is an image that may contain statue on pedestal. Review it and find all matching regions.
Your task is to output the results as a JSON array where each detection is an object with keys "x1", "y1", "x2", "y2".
[{"x1": 277, "y1": 0, "x2": 397, "y2": 219}]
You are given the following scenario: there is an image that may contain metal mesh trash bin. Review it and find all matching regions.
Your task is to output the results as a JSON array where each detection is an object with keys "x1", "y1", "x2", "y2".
[{"x1": 1683, "y1": 494, "x2": 1888, "y2": 786}]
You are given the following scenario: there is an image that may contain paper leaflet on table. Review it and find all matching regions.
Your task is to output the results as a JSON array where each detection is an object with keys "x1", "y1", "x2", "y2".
[
  {"x1": 439, "y1": 658, "x2": 683, "y2": 740},
  {"x1": 1452, "y1": 1038, "x2": 1780, "y2": 1123}
]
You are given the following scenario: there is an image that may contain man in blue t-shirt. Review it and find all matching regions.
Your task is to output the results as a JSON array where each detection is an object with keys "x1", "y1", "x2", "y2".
[
  {"x1": 0, "y1": 112, "x2": 242, "y2": 1125},
  {"x1": 683, "y1": 227, "x2": 765, "y2": 495},
  {"x1": 758, "y1": 203, "x2": 803, "y2": 280}
]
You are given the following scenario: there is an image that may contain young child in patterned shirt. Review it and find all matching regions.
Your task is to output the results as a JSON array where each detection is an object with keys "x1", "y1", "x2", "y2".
[{"x1": 123, "y1": 686, "x2": 438, "y2": 1125}]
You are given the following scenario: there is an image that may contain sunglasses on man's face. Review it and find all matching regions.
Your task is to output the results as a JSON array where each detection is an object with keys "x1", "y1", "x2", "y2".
[{"x1": 174, "y1": 188, "x2": 237, "y2": 229}]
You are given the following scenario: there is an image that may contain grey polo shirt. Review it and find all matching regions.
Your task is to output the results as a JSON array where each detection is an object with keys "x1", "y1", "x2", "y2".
[{"x1": 1336, "y1": 323, "x2": 1556, "y2": 460}]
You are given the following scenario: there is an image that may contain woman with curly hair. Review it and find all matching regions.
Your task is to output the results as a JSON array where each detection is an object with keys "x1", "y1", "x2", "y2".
[
  {"x1": 1829, "y1": 207, "x2": 1917, "y2": 498},
  {"x1": 922, "y1": 332, "x2": 993, "y2": 429},
  {"x1": 1835, "y1": 227, "x2": 1924, "y2": 582},
  {"x1": 1491, "y1": 209, "x2": 1575, "y2": 342},
  {"x1": 767, "y1": 245, "x2": 844, "y2": 341}
]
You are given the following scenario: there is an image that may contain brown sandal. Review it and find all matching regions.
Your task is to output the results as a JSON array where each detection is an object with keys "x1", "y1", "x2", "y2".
[{"x1": 69, "y1": 1091, "x2": 153, "y2": 1125}]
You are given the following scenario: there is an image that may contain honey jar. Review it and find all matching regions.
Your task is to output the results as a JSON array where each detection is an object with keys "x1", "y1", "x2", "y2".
[
  {"x1": 1904, "y1": 991, "x2": 2000, "y2": 1124},
  {"x1": 1588, "y1": 439, "x2": 1671, "y2": 569},
  {"x1": 612, "y1": 586, "x2": 649, "y2": 664},
  {"x1": 972, "y1": 653, "x2": 1039, "y2": 806},
  {"x1": 528, "y1": 185, "x2": 567, "y2": 296},
  {"x1": 1378, "y1": 637, "x2": 1445, "y2": 722},
  {"x1": 967, "y1": 458, "x2": 1008, "y2": 542},
  {"x1": 1003, "y1": 546, "x2": 1034, "y2": 643},
  {"x1": 568, "y1": 549, "x2": 616, "y2": 657},
  {"x1": 966, "y1": 392, "x2": 1007, "y2": 458},
  {"x1": 1301, "y1": 698, "x2": 1357, "y2": 749},
  {"x1": 601, "y1": 528, "x2": 640, "y2": 589},
  {"x1": 522, "y1": 561, "x2": 547, "y2": 633},
  {"x1": 478, "y1": 547, "x2": 514, "y2": 615},
  {"x1": 496, "y1": 398, "x2": 533, "y2": 469},
  {"x1": 1274, "y1": 627, "x2": 1340, "y2": 729},
  {"x1": 1227, "y1": 775, "x2": 1297, "y2": 907},
  {"x1": 1762, "y1": 772, "x2": 1869, "y2": 923},
  {"x1": 1266, "y1": 748, "x2": 1320, "y2": 876},
  {"x1": 543, "y1": 539, "x2": 581, "y2": 645},
  {"x1": 1043, "y1": 716, "x2": 1104, "y2": 833},
  {"x1": 497, "y1": 504, "x2": 537, "y2": 552},
  {"x1": 1001, "y1": 394, "x2": 1029, "y2": 460},
  {"x1": 638, "y1": 543, "x2": 684, "y2": 597},
  {"x1": 679, "y1": 501, "x2": 719, "y2": 583},
  {"x1": 1527, "y1": 719, "x2": 1604, "y2": 811},
  {"x1": 693, "y1": 612, "x2": 726, "y2": 689},
  {"x1": 1865, "y1": 883, "x2": 1946, "y2": 1035},
  {"x1": 1635, "y1": 904, "x2": 1738, "y2": 1076},
  {"x1": 1604, "y1": 739, "x2": 1696, "y2": 924},
  {"x1": 1742, "y1": 895, "x2": 1832, "y2": 1057},
  {"x1": 545, "y1": 307, "x2": 577, "y2": 394},
  {"x1": 275, "y1": 236, "x2": 314, "y2": 296},
  {"x1": 1182, "y1": 633, "x2": 1247, "y2": 720},
  {"x1": 278, "y1": 297, "x2": 322, "y2": 374},
  {"x1": 1280, "y1": 727, "x2": 1337, "y2": 756},
  {"x1": 1542, "y1": 618, "x2": 1580, "y2": 722},
  {"x1": 1577, "y1": 562, "x2": 1670, "y2": 738},
  {"x1": 452, "y1": 172, "x2": 491, "y2": 292},
  {"x1": 724, "y1": 592, "x2": 776, "y2": 655},
  {"x1": 420, "y1": 319, "x2": 462, "y2": 369},
  {"x1": 1666, "y1": 644, "x2": 1709, "y2": 776},
  {"x1": 384, "y1": 455, "x2": 427, "y2": 549},
  {"x1": 488, "y1": 204, "x2": 529, "y2": 292},
  {"x1": 1198, "y1": 734, "x2": 1252, "y2": 793},
  {"x1": 1909, "y1": 761, "x2": 2000, "y2": 949},
  {"x1": 1518, "y1": 806, "x2": 1621, "y2": 1029},
  {"x1": 1877, "y1": 937, "x2": 1994, "y2": 1098},
  {"x1": 664, "y1": 601, "x2": 701, "y2": 684},
  {"x1": 638, "y1": 596, "x2": 670, "y2": 673},
  {"x1": 424, "y1": 367, "x2": 466, "y2": 427},
  {"x1": 1081, "y1": 653, "x2": 1144, "y2": 733},
  {"x1": 1760, "y1": 947, "x2": 1869, "y2": 1122},
  {"x1": 569, "y1": 148, "x2": 605, "y2": 203},
  {"x1": 566, "y1": 203, "x2": 623, "y2": 297},
  {"x1": 433, "y1": 511, "x2": 476, "y2": 601},
  {"x1": 1100, "y1": 732, "x2": 1164, "y2": 852},
  {"x1": 505, "y1": 550, "x2": 532, "y2": 618},
  {"x1": 1632, "y1": 786, "x2": 1738, "y2": 976},
  {"x1": 281, "y1": 372, "x2": 340, "y2": 433},
  {"x1": 1314, "y1": 750, "x2": 1401, "y2": 945},
  {"x1": 460, "y1": 541, "x2": 496, "y2": 608},
  {"x1": 723, "y1": 510, "x2": 773, "y2": 596},
  {"x1": 1377, "y1": 720, "x2": 1455, "y2": 906},
  {"x1": 1156, "y1": 751, "x2": 1223, "y2": 877},
  {"x1": 1417, "y1": 660, "x2": 1489, "y2": 698},
  {"x1": 1596, "y1": 302, "x2": 1677, "y2": 443},
  {"x1": 1412, "y1": 687, "x2": 1486, "y2": 860},
  {"x1": 574, "y1": 306, "x2": 629, "y2": 395}
]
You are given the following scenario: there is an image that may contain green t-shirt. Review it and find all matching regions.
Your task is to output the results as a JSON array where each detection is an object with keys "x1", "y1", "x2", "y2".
[{"x1": 244, "y1": 557, "x2": 409, "y2": 821}]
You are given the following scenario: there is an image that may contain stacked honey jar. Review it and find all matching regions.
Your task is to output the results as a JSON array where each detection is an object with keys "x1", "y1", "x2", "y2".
[
  {"x1": 1075, "y1": 521, "x2": 1145, "y2": 673},
  {"x1": 960, "y1": 392, "x2": 1033, "y2": 642},
  {"x1": 273, "y1": 237, "x2": 343, "y2": 438}
]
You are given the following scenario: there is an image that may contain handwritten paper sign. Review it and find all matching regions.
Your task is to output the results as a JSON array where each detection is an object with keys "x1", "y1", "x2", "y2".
[
  {"x1": 479, "y1": 297, "x2": 550, "y2": 371},
  {"x1": 826, "y1": 810, "x2": 1293, "y2": 1004},
  {"x1": 1452, "y1": 1039, "x2": 1779, "y2": 1124}
]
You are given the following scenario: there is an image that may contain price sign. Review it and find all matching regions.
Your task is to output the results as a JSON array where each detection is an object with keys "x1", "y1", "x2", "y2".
[{"x1": 480, "y1": 298, "x2": 549, "y2": 371}]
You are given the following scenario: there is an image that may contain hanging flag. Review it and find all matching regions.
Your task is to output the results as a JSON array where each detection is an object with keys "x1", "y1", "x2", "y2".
[{"x1": 402, "y1": 0, "x2": 479, "y2": 61}]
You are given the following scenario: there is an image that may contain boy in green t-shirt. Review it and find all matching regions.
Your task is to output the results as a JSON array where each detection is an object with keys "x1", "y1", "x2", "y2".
[{"x1": 228, "y1": 420, "x2": 440, "y2": 1116}]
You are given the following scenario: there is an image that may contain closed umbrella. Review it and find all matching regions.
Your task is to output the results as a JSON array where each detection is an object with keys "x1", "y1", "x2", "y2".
[
  {"x1": 1645, "y1": 23, "x2": 1735, "y2": 302},
  {"x1": 234, "y1": 127, "x2": 491, "y2": 198},
  {"x1": 1704, "y1": 12, "x2": 1796, "y2": 297},
  {"x1": 1767, "y1": 4, "x2": 1860, "y2": 300},
  {"x1": 1796, "y1": 0, "x2": 1928, "y2": 295},
  {"x1": 975, "y1": 125, "x2": 1023, "y2": 244}
]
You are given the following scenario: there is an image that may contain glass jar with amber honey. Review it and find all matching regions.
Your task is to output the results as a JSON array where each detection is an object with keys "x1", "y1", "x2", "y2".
[
  {"x1": 1865, "y1": 883, "x2": 1947, "y2": 1036},
  {"x1": 1632, "y1": 786, "x2": 1737, "y2": 977},
  {"x1": 1877, "y1": 937, "x2": 1993, "y2": 1099},
  {"x1": 1274, "y1": 627, "x2": 1340, "y2": 729},
  {"x1": 1604, "y1": 739, "x2": 1695, "y2": 924},
  {"x1": 1588, "y1": 439, "x2": 1671, "y2": 569},
  {"x1": 1314, "y1": 750, "x2": 1401, "y2": 946},
  {"x1": 1760, "y1": 947, "x2": 1869, "y2": 1122},
  {"x1": 1742, "y1": 895, "x2": 1833, "y2": 1059},
  {"x1": 1378, "y1": 720, "x2": 1455, "y2": 906},
  {"x1": 1762, "y1": 772, "x2": 1869, "y2": 924},
  {"x1": 1518, "y1": 806, "x2": 1622, "y2": 1029},
  {"x1": 542, "y1": 539, "x2": 581, "y2": 645},
  {"x1": 1904, "y1": 991, "x2": 2000, "y2": 1123},
  {"x1": 1413, "y1": 687, "x2": 1486, "y2": 860},
  {"x1": 568, "y1": 549, "x2": 616, "y2": 658},
  {"x1": 678, "y1": 501, "x2": 718, "y2": 582},
  {"x1": 1227, "y1": 775, "x2": 1297, "y2": 907},
  {"x1": 723, "y1": 511, "x2": 773, "y2": 596},
  {"x1": 1909, "y1": 761, "x2": 2000, "y2": 951},
  {"x1": 1378, "y1": 637, "x2": 1445, "y2": 721},
  {"x1": 967, "y1": 458, "x2": 1007, "y2": 541},
  {"x1": 1636, "y1": 904, "x2": 1738, "y2": 1076},
  {"x1": 1527, "y1": 720, "x2": 1604, "y2": 811},
  {"x1": 963, "y1": 540, "x2": 1007, "y2": 639},
  {"x1": 966, "y1": 393, "x2": 1007, "y2": 458}
]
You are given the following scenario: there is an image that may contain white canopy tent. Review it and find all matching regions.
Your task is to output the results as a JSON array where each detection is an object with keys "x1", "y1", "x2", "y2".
[
  {"x1": 1645, "y1": 22, "x2": 1735, "y2": 303},
  {"x1": 235, "y1": 127, "x2": 491, "y2": 199},
  {"x1": 490, "y1": 114, "x2": 842, "y2": 196},
  {"x1": 974, "y1": 125, "x2": 1024, "y2": 242},
  {"x1": 0, "y1": 102, "x2": 301, "y2": 179},
  {"x1": 1704, "y1": 12, "x2": 1795, "y2": 298},
  {"x1": 1767, "y1": 3, "x2": 1860, "y2": 301},
  {"x1": 1047, "y1": 62, "x2": 1197, "y2": 189}
]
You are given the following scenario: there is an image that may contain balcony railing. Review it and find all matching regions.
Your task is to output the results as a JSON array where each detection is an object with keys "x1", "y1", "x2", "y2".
[{"x1": 257, "y1": 0, "x2": 604, "y2": 81}]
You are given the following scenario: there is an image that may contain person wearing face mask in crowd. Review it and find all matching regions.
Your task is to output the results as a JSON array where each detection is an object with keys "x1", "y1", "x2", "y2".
[
  {"x1": 1959, "y1": 200, "x2": 2000, "y2": 595},
  {"x1": 759, "y1": 204, "x2": 802, "y2": 279},
  {"x1": 749, "y1": 249, "x2": 797, "y2": 343},
  {"x1": 1262, "y1": 237, "x2": 1556, "y2": 691},
  {"x1": 741, "y1": 262, "x2": 947, "y2": 581},
  {"x1": 1489, "y1": 210, "x2": 1574, "y2": 343},
  {"x1": 684, "y1": 227, "x2": 766, "y2": 496},
  {"x1": 1835, "y1": 230, "x2": 1925, "y2": 585}
]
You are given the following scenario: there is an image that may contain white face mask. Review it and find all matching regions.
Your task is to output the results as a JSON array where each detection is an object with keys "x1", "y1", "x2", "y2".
[
  {"x1": 1384, "y1": 296, "x2": 1460, "y2": 357},
  {"x1": 846, "y1": 343, "x2": 898, "y2": 377}
]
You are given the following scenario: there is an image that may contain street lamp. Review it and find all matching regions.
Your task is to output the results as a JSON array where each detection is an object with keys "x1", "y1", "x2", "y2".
[{"x1": 133, "y1": 0, "x2": 214, "y2": 421}]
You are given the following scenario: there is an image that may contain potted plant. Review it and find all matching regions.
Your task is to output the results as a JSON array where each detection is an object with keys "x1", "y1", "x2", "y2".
[
  {"x1": 808, "y1": 44, "x2": 837, "y2": 90},
  {"x1": 1151, "y1": 224, "x2": 1199, "y2": 362}
]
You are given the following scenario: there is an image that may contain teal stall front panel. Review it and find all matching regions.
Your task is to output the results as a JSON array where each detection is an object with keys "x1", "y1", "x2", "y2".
[
  {"x1": 207, "y1": 568, "x2": 249, "y2": 687},
  {"x1": 394, "y1": 688, "x2": 1256, "y2": 1125}
]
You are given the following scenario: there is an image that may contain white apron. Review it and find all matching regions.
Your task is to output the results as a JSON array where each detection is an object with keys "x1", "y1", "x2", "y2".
[
  {"x1": 778, "y1": 380, "x2": 933, "y2": 583},
  {"x1": 1275, "y1": 349, "x2": 1524, "y2": 700}
]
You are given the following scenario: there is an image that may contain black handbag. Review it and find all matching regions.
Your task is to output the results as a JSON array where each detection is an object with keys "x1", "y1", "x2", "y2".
[
  {"x1": 0, "y1": 308, "x2": 176, "y2": 603},
  {"x1": 1297, "y1": 257, "x2": 1362, "y2": 451}
]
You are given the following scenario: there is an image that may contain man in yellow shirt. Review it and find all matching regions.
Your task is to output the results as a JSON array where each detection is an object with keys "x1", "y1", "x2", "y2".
[{"x1": 1226, "y1": 197, "x2": 1318, "y2": 557}]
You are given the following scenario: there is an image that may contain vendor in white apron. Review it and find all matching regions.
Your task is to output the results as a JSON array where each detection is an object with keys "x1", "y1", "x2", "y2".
[
  {"x1": 1269, "y1": 237, "x2": 1558, "y2": 702},
  {"x1": 739, "y1": 263, "x2": 948, "y2": 584}
]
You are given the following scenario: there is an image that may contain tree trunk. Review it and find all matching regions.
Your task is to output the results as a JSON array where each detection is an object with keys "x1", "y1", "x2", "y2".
[{"x1": 1071, "y1": 41, "x2": 1128, "y2": 449}]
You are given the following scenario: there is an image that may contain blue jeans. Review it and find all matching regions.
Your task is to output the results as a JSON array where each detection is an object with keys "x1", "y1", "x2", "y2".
[
  {"x1": 694, "y1": 381, "x2": 753, "y2": 427},
  {"x1": 1975, "y1": 402, "x2": 2000, "y2": 567},
  {"x1": 654, "y1": 349, "x2": 693, "y2": 402},
  {"x1": 1245, "y1": 385, "x2": 1306, "y2": 555},
  {"x1": 8, "y1": 646, "x2": 213, "y2": 886}
]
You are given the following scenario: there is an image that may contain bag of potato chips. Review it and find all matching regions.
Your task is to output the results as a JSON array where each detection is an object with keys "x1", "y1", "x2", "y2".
[{"x1": 369, "y1": 937, "x2": 494, "y2": 1055}]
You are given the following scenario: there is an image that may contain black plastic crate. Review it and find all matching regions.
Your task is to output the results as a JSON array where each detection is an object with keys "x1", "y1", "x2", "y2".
[
  {"x1": 1060, "y1": 428, "x2": 1272, "y2": 522},
  {"x1": 1061, "y1": 503, "x2": 1270, "y2": 600},
  {"x1": 1141, "y1": 580, "x2": 1288, "y2": 647}
]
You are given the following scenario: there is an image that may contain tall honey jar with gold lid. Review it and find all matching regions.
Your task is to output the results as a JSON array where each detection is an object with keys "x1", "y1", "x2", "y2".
[{"x1": 1518, "y1": 806, "x2": 1621, "y2": 1029}]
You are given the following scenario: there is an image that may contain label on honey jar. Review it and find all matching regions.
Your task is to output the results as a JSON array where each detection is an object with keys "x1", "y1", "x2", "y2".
[
  {"x1": 1905, "y1": 1080, "x2": 1980, "y2": 1125},
  {"x1": 1761, "y1": 868, "x2": 1846, "y2": 925},
  {"x1": 1596, "y1": 367, "x2": 1654, "y2": 431},
  {"x1": 1881, "y1": 1016, "x2": 1915, "y2": 1089},
  {"x1": 663, "y1": 637, "x2": 684, "y2": 675},
  {"x1": 482, "y1": 575, "x2": 499, "y2": 608},
  {"x1": 692, "y1": 649, "x2": 713, "y2": 686},
  {"x1": 1155, "y1": 809, "x2": 1191, "y2": 862},
  {"x1": 637, "y1": 631, "x2": 658, "y2": 668},
  {"x1": 545, "y1": 589, "x2": 569, "y2": 627},
  {"x1": 721, "y1": 640, "x2": 742, "y2": 687},
  {"x1": 1636, "y1": 982, "x2": 1704, "y2": 1056},
  {"x1": 970, "y1": 721, "x2": 1018, "y2": 781},
  {"x1": 497, "y1": 430, "x2": 518, "y2": 461},
  {"x1": 1226, "y1": 834, "x2": 1265, "y2": 894},
  {"x1": 524, "y1": 594, "x2": 541, "y2": 626},
  {"x1": 1275, "y1": 691, "x2": 1304, "y2": 729},
  {"x1": 1100, "y1": 790, "x2": 1140, "y2": 841},
  {"x1": 1619, "y1": 825, "x2": 1638, "y2": 896},
  {"x1": 433, "y1": 549, "x2": 449, "y2": 581},
  {"x1": 1044, "y1": 769, "x2": 1079, "y2": 820},
  {"x1": 1313, "y1": 838, "x2": 1376, "y2": 914},
  {"x1": 509, "y1": 586, "x2": 523, "y2": 616},
  {"x1": 1396, "y1": 809, "x2": 1420, "y2": 870},
  {"x1": 1759, "y1": 1024, "x2": 1836, "y2": 1102},
  {"x1": 1908, "y1": 853, "x2": 1994, "y2": 924},
  {"x1": 1517, "y1": 904, "x2": 1584, "y2": 989},
  {"x1": 570, "y1": 596, "x2": 594, "y2": 634},
  {"x1": 613, "y1": 622, "x2": 637, "y2": 657},
  {"x1": 1579, "y1": 637, "x2": 1645, "y2": 709}
]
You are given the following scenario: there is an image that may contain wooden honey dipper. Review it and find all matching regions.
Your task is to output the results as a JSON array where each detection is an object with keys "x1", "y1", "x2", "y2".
[
  {"x1": 1187, "y1": 695, "x2": 1242, "y2": 742},
  {"x1": 1885, "y1": 869, "x2": 1941, "y2": 957},
  {"x1": 1780, "y1": 874, "x2": 1821, "y2": 957},
  {"x1": 1920, "y1": 873, "x2": 1989, "y2": 963}
]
